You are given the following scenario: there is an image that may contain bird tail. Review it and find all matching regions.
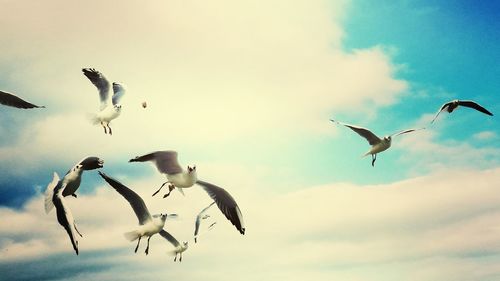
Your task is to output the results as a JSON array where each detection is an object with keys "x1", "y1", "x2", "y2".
[
  {"x1": 124, "y1": 230, "x2": 140, "y2": 241},
  {"x1": 44, "y1": 172, "x2": 60, "y2": 214}
]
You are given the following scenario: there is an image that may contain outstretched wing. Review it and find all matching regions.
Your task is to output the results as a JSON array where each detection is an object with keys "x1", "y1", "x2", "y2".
[
  {"x1": 44, "y1": 172, "x2": 60, "y2": 214},
  {"x1": 53, "y1": 187, "x2": 80, "y2": 255},
  {"x1": 197, "y1": 180, "x2": 245, "y2": 235},
  {"x1": 112, "y1": 83, "x2": 126, "y2": 105},
  {"x1": 0, "y1": 90, "x2": 44, "y2": 109},
  {"x1": 391, "y1": 128, "x2": 424, "y2": 137},
  {"x1": 129, "y1": 151, "x2": 183, "y2": 175},
  {"x1": 98, "y1": 171, "x2": 151, "y2": 225},
  {"x1": 194, "y1": 201, "x2": 216, "y2": 243},
  {"x1": 159, "y1": 229, "x2": 180, "y2": 248},
  {"x1": 331, "y1": 119, "x2": 381, "y2": 145},
  {"x1": 458, "y1": 100, "x2": 493, "y2": 116},
  {"x1": 82, "y1": 68, "x2": 111, "y2": 110}
]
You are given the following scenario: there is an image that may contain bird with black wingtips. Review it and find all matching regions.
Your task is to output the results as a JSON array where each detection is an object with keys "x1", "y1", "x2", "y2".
[
  {"x1": 331, "y1": 119, "x2": 424, "y2": 167},
  {"x1": 431, "y1": 99, "x2": 493, "y2": 124},
  {"x1": 98, "y1": 171, "x2": 178, "y2": 255},
  {"x1": 45, "y1": 156, "x2": 104, "y2": 214},
  {"x1": 129, "y1": 150, "x2": 246, "y2": 235},
  {"x1": 0, "y1": 90, "x2": 44, "y2": 109},
  {"x1": 45, "y1": 173, "x2": 83, "y2": 255},
  {"x1": 82, "y1": 68, "x2": 126, "y2": 135}
]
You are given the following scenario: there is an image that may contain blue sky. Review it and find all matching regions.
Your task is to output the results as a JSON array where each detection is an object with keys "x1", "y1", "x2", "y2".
[{"x1": 1, "y1": 1, "x2": 499, "y2": 280}]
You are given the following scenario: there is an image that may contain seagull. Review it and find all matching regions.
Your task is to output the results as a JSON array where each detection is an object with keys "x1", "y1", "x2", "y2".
[
  {"x1": 331, "y1": 119, "x2": 423, "y2": 167},
  {"x1": 431, "y1": 99, "x2": 493, "y2": 123},
  {"x1": 45, "y1": 157, "x2": 104, "y2": 214},
  {"x1": 194, "y1": 201, "x2": 216, "y2": 243},
  {"x1": 162, "y1": 231, "x2": 189, "y2": 262},
  {"x1": 0, "y1": 90, "x2": 44, "y2": 109},
  {"x1": 98, "y1": 171, "x2": 178, "y2": 255},
  {"x1": 45, "y1": 172, "x2": 83, "y2": 255},
  {"x1": 82, "y1": 68, "x2": 126, "y2": 135},
  {"x1": 129, "y1": 150, "x2": 246, "y2": 235}
]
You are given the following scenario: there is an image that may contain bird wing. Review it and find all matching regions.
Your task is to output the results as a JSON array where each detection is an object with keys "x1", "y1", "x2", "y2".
[
  {"x1": 82, "y1": 68, "x2": 111, "y2": 110},
  {"x1": 458, "y1": 100, "x2": 494, "y2": 116},
  {"x1": 129, "y1": 151, "x2": 183, "y2": 174},
  {"x1": 98, "y1": 171, "x2": 151, "y2": 225},
  {"x1": 430, "y1": 101, "x2": 453, "y2": 124},
  {"x1": 112, "y1": 83, "x2": 126, "y2": 106},
  {"x1": 391, "y1": 128, "x2": 424, "y2": 137},
  {"x1": 331, "y1": 119, "x2": 381, "y2": 145},
  {"x1": 196, "y1": 180, "x2": 245, "y2": 235},
  {"x1": 194, "y1": 201, "x2": 216, "y2": 242},
  {"x1": 0, "y1": 90, "x2": 44, "y2": 109},
  {"x1": 44, "y1": 172, "x2": 60, "y2": 214},
  {"x1": 53, "y1": 187, "x2": 80, "y2": 255},
  {"x1": 159, "y1": 229, "x2": 180, "y2": 248}
]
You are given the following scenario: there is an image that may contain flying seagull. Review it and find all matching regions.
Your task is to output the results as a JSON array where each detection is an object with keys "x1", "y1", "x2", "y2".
[
  {"x1": 194, "y1": 201, "x2": 216, "y2": 243},
  {"x1": 431, "y1": 99, "x2": 493, "y2": 124},
  {"x1": 129, "y1": 151, "x2": 246, "y2": 235},
  {"x1": 0, "y1": 90, "x2": 44, "y2": 109},
  {"x1": 161, "y1": 230, "x2": 189, "y2": 262},
  {"x1": 45, "y1": 157, "x2": 104, "y2": 214},
  {"x1": 46, "y1": 172, "x2": 83, "y2": 255},
  {"x1": 331, "y1": 119, "x2": 423, "y2": 167},
  {"x1": 98, "y1": 171, "x2": 178, "y2": 255},
  {"x1": 82, "y1": 68, "x2": 126, "y2": 135}
]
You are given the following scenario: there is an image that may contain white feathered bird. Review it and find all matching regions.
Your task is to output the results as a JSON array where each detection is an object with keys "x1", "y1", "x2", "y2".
[{"x1": 82, "y1": 68, "x2": 126, "y2": 135}]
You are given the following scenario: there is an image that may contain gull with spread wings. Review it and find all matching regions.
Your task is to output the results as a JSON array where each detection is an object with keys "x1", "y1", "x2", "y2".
[
  {"x1": 194, "y1": 201, "x2": 216, "y2": 243},
  {"x1": 129, "y1": 151, "x2": 245, "y2": 235},
  {"x1": 431, "y1": 99, "x2": 493, "y2": 124},
  {"x1": 44, "y1": 156, "x2": 104, "y2": 214},
  {"x1": 82, "y1": 68, "x2": 126, "y2": 135},
  {"x1": 0, "y1": 90, "x2": 44, "y2": 109},
  {"x1": 331, "y1": 119, "x2": 423, "y2": 167},
  {"x1": 98, "y1": 171, "x2": 180, "y2": 255}
]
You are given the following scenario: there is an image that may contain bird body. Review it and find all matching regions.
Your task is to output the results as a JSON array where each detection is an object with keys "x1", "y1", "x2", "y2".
[
  {"x1": 124, "y1": 215, "x2": 167, "y2": 242},
  {"x1": 45, "y1": 157, "x2": 104, "y2": 213},
  {"x1": 167, "y1": 170, "x2": 198, "y2": 189},
  {"x1": 364, "y1": 137, "x2": 391, "y2": 156},
  {"x1": 82, "y1": 68, "x2": 126, "y2": 135}
]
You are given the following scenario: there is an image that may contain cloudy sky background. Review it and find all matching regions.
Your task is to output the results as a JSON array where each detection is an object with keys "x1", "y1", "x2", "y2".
[{"x1": 1, "y1": 0, "x2": 499, "y2": 280}]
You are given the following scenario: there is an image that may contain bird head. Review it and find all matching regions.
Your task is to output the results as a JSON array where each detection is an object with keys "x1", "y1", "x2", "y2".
[
  {"x1": 187, "y1": 165, "x2": 197, "y2": 173},
  {"x1": 79, "y1": 157, "x2": 104, "y2": 170},
  {"x1": 383, "y1": 136, "x2": 392, "y2": 143}
]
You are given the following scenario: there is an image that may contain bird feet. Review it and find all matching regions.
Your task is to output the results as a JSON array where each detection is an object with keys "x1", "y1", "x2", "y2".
[{"x1": 163, "y1": 184, "x2": 176, "y2": 198}]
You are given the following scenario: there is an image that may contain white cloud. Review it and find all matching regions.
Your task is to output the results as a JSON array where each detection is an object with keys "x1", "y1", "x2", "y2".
[
  {"x1": 2, "y1": 168, "x2": 500, "y2": 281},
  {"x1": 473, "y1": 131, "x2": 497, "y2": 141},
  {"x1": 0, "y1": 0, "x2": 408, "y2": 167}
]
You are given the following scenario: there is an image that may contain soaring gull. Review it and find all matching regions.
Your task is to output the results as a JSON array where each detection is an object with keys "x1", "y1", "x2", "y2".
[
  {"x1": 98, "y1": 171, "x2": 178, "y2": 255},
  {"x1": 82, "y1": 68, "x2": 126, "y2": 135},
  {"x1": 129, "y1": 150, "x2": 246, "y2": 235},
  {"x1": 46, "y1": 172, "x2": 83, "y2": 255},
  {"x1": 0, "y1": 90, "x2": 44, "y2": 109},
  {"x1": 161, "y1": 230, "x2": 189, "y2": 262},
  {"x1": 331, "y1": 119, "x2": 423, "y2": 167},
  {"x1": 431, "y1": 99, "x2": 493, "y2": 123},
  {"x1": 45, "y1": 156, "x2": 104, "y2": 214}
]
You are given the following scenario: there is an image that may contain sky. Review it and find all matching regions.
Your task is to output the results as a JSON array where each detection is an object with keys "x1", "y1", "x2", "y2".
[{"x1": 0, "y1": 0, "x2": 499, "y2": 280}]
